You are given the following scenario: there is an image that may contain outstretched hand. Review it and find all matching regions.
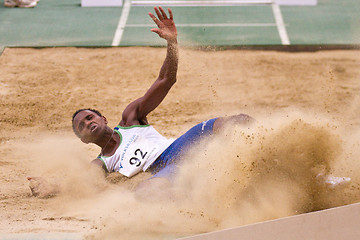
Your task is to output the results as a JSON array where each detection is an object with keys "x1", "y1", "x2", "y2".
[
  {"x1": 149, "y1": 7, "x2": 177, "y2": 42},
  {"x1": 27, "y1": 177, "x2": 60, "y2": 198}
]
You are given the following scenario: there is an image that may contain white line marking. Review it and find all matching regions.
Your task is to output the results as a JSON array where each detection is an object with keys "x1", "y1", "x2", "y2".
[
  {"x1": 201, "y1": 120, "x2": 210, "y2": 132},
  {"x1": 271, "y1": 2, "x2": 290, "y2": 45},
  {"x1": 113, "y1": 1, "x2": 288, "y2": 45},
  {"x1": 131, "y1": 0, "x2": 272, "y2": 6},
  {"x1": 126, "y1": 23, "x2": 277, "y2": 27},
  {"x1": 112, "y1": 0, "x2": 131, "y2": 46}
]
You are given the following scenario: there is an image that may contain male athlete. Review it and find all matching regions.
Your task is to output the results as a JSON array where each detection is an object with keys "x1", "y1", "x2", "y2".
[
  {"x1": 27, "y1": 7, "x2": 253, "y2": 198},
  {"x1": 28, "y1": 7, "x2": 349, "y2": 197},
  {"x1": 71, "y1": 6, "x2": 253, "y2": 180}
]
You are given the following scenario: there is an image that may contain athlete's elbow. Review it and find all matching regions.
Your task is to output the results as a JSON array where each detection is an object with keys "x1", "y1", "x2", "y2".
[
  {"x1": 160, "y1": 75, "x2": 176, "y2": 87},
  {"x1": 169, "y1": 76, "x2": 177, "y2": 85},
  {"x1": 168, "y1": 70, "x2": 177, "y2": 84},
  {"x1": 167, "y1": 78, "x2": 176, "y2": 88}
]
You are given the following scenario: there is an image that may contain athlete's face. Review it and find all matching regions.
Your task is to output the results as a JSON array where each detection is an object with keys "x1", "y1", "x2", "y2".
[{"x1": 73, "y1": 110, "x2": 108, "y2": 144}]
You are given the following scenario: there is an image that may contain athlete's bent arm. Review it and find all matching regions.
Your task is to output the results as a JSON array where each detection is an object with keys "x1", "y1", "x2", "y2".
[
  {"x1": 120, "y1": 7, "x2": 178, "y2": 127},
  {"x1": 91, "y1": 158, "x2": 108, "y2": 173}
]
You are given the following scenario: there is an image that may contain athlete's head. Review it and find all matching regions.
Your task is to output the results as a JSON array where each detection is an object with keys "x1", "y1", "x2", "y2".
[{"x1": 72, "y1": 108, "x2": 107, "y2": 143}]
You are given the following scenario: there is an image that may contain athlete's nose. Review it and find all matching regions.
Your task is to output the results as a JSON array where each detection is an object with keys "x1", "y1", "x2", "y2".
[{"x1": 84, "y1": 119, "x2": 92, "y2": 130}]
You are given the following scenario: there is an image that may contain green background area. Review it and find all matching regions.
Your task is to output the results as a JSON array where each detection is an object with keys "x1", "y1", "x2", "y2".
[
  {"x1": 122, "y1": 6, "x2": 280, "y2": 46},
  {"x1": 282, "y1": 0, "x2": 360, "y2": 45},
  {"x1": 0, "y1": 0, "x2": 359, "y2": 48}
]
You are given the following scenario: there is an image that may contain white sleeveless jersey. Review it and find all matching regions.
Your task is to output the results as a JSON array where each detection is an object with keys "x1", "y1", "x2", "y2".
[{"x1": 97, "y1": 125, "x2": 174, "y2": 178}]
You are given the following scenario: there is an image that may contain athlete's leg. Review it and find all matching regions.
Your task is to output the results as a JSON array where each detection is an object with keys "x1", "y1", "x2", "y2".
[
  {"x1": 213, "y1": 114, "x2": 255, "y2": 133},
  {"x1": 150, "y1": 114, "x2": 255, "y2": 179},
  {"x1": 149, "y1": 118, "x2": 218, "y2": 178}
]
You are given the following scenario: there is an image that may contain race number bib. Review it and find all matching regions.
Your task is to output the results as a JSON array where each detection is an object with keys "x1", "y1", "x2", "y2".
[{"x1": 118, "y1": 135, "x2": 157, "y2": 177}]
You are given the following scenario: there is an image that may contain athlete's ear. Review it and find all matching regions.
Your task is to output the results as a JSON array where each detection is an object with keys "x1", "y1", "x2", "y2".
[{"x1": 102, "y1": 116, "x2": 108, "y2": 124}]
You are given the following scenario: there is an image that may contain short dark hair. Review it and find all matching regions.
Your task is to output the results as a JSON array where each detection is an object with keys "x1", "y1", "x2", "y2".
[{"x1": 72, "y1": 108, "x2": 102, "y2": 137}]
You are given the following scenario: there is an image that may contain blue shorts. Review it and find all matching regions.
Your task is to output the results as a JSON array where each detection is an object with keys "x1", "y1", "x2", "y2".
[{"x1": 149, "y1": 118, "x2": 217, "y2": 179}]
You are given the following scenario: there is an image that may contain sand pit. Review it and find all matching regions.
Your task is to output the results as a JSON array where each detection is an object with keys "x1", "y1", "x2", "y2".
[{"x1": 0, "y1": 47, "x2": 360, "y2": 239}]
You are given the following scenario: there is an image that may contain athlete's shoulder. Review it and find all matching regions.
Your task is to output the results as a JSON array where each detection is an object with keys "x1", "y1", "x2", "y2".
[
  {"x1": 91, "y1": 158, "x2": 108, "y2": 173},
  {"x1": 116, "y1": 124, "x2": 151, "y2": 130}
]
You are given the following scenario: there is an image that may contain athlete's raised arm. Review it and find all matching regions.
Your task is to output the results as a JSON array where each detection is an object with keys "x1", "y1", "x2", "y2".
[{"x1": 120, "y1": 7, "x2": 178, "y2": 127}]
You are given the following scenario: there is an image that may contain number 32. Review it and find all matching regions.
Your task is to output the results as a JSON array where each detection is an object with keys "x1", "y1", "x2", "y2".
[{"x1": 129, "y1": 149, "x2": 147, "y2": 167}]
